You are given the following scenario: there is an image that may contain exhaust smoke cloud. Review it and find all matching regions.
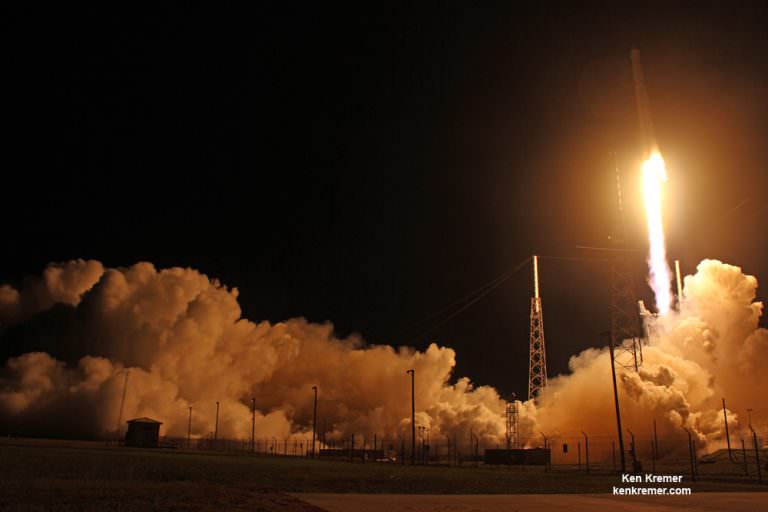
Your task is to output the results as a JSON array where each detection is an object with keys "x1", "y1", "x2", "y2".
[{"x1": 0, "y1": 259, "x2": 765, "y2": 451}]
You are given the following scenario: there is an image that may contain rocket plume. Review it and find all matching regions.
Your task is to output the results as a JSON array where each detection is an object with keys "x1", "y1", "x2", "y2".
[
  {"x1": 642, "y1": 151, "x2": 673, "y2": 314},
  {"x1": 632, "y1": 49, "x2": 673, "y2": 315}
]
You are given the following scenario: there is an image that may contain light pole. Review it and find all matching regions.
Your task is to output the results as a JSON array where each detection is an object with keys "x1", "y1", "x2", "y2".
[
  {"x1": 722, "y1": 398, "x2": 732, "y2": 460},
  {"x1": 214, "y1": 401, "x2": 220, "y2": 446},
  {"x1": 407, "y1": 369, "x2": 415, "y2": 465},
  {"x1": 311, "y1": 385, "x2": 318, "y2": 458},
  {"x1": 748, "y1": 421, "x2": 762, "y2": 483},
  {"x1": 114, "y1": 369, "x2": 130, "y2": 441},
  {"x1": 581, "y1": 431, "x2": 589, "y2": 474},
  {"x1": 683, "y1": 427, "x2": 696, "y2": 482},
  {"x1": 251, "y1": 397, "x2": 256, "y2": 452},
  {"x1": 627, "y1": 429, "x2": 637, "y2": 472}
]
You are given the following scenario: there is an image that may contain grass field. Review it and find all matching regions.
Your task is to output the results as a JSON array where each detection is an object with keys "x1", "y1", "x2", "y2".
[{"x1": 1, "y1": 438, "x2": 764, "y2": 511}]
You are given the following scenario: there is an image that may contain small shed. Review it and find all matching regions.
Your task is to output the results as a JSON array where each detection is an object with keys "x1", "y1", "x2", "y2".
[{"x1": 125, "y1": 417, "x2": 162, "y2": 448}]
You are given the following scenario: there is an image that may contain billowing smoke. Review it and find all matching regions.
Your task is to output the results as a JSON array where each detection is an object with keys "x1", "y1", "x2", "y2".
[
  {"x1": 0, "y1": 260, "x2": 505, "y2": 442},
  {"x1": 0, "y1": 258, "x2": 765, "y2": 451},
  {"x1": 531, "y1": 259, "x2": 767, "y2": 449}
]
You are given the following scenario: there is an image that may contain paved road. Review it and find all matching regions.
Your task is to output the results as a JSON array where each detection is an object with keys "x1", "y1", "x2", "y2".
[{"x1": 293, "y1": 492, "x2": 768, "y2": 512}]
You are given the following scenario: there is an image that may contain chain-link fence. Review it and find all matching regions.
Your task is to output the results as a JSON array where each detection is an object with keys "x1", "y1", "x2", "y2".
[{"x1": 147, "y1": 430, "x2": 765, "y2": 483}]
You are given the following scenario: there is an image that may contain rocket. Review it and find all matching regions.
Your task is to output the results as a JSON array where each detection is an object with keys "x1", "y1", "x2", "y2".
[{"x1": 630, "y1": 48, "x2": 658, "y2": 157}]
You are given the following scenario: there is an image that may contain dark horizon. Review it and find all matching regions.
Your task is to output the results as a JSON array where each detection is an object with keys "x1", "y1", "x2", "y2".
[{"x1": 3, "y1": 4, "x2": 767, "y2": 400}]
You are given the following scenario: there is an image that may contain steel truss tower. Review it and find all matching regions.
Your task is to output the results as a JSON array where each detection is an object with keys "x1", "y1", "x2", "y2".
[
  {"x1": 506, "y1": 395, "x2": 519, "y2": 449},
  {"x1": 528, "y1": 255, "x2": 547, "y2": 400},
  {"x1": 610, "y1": 165, "x2": 644, "y2": 371}
]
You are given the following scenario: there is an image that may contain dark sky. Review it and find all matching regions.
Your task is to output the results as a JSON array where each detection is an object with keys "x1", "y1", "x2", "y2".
[{"x1": 3, "y1": 4, "x2": 767, "y2": 399}]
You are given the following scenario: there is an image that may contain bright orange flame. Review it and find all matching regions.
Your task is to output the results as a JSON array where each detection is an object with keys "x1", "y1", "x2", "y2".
[{"x1": 642, "y1": 152, "x2": 672, "y2": 314}]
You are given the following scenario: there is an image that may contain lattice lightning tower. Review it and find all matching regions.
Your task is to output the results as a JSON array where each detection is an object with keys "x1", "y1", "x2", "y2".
[
  {"x1": 505, "y1": 394, "x2": 519, "y2": 449},
  {"x1": 527, "y1": 255, "x2": 547, "y2": 400},
  {"x1": 610, "y1": 164, "x2": 644, "y2": 372}
]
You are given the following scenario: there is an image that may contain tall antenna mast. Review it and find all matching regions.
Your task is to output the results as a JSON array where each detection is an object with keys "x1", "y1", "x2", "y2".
[{"x1": 527, "y1": 255, "x2": 547, "y2": 400}]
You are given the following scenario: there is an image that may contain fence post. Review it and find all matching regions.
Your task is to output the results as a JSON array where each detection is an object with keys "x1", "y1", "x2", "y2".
[
  {"x1": 741, "y1": 438, "x2": 749, "y2": 476},
  {"x1": 578, "y1": 441, "x2": 581, "y2": 471}
]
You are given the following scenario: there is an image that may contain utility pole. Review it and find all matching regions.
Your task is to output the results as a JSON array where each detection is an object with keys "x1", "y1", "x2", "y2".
[
  {"x1": 187, "y1": 405, "x2": 192, "y2": 448},
  {"x1": 653, "y1": 418, "x2": 659, "y2": 460},
  {"x1": 607, "y1": 335, "x2": 626, "y2": 473},
  {"x1": 582, "y1": 431, "x2": 589, "y2": 474},
  {"x1": 722, "y1": 398, "x2": 732, "y2": 460},
  {"x1": 311, "y1": 385, "x2": 318, "y2": 458},
  {"x1": 214, "y1": 401, "x2": 220, "y2": 445},
  {"x1": 407, "y1": 369, "x2": 415, "y2": 465},
  {"x1": 628, "y1": 429, "x2": 637, "y2": 472},
  {"x1": 251, "y1": 397, "x2": 256, "y2": 452}
]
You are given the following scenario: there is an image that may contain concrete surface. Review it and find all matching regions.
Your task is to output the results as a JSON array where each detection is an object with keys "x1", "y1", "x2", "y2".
[{"x1": 293, "y1": 492, "x2": 768, "y2": 512}]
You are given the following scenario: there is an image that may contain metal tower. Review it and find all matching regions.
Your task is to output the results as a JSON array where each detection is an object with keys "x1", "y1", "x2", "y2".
[
  {"x1": 610, "y1": 164, "x2": 644, "y2": 371},
  {"x1": 528, "y1": 255, "x2": 547, "y2": 400},
  {"x1": 506, "y1": 394, "x2": 519, "y2": 449}
]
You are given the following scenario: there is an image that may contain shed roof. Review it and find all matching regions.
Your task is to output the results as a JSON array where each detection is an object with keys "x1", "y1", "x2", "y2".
[{"x1": 127, "y1": 417, "x2": 163, "y2": 425}]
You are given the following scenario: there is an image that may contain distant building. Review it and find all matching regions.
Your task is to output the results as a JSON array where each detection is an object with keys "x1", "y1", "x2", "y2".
[{"x1": 125, "y1": 417, "x2": 162, "y2": 448}]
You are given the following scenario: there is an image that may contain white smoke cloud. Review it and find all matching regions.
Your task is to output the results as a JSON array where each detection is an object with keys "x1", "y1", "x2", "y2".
[
  {"x1": 0, "y1": 258, "x2": 765, "y2": 453},
  {"x1": 0, "y1": 260, "x2": 506, "y2": 442},
  {"x1": 531, "y1": 259, "x2": 767, "y2": 450}
]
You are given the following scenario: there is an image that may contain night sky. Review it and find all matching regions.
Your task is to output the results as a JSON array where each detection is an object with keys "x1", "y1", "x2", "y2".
[{"x1": 4, "y1": 4, "x2": 767, "y2": 399}]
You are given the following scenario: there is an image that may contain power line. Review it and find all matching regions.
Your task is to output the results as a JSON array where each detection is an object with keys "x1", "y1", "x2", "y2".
[
  {"x1": 538, "y1": 255, "x2": 613, "y2": 263},
  {"x1": 408, "y1": 257, "x2": 531, "y2": 343},
  {"x1": 401, "y1": 252, "x2": 626, "y2": 346}
]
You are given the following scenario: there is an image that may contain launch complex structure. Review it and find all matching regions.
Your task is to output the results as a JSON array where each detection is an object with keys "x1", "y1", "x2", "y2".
[{"x1": 507, "y1": 48, "x2": 688, "y2": 450}]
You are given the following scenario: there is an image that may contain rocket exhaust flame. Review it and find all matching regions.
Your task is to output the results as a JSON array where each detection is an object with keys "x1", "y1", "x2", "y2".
[
  {"x1": 632, "y1": 49, "x2": 673, "y2": 314},
  {"x1": 642, "y1": 152, "x2": 673, "y2": 314}
]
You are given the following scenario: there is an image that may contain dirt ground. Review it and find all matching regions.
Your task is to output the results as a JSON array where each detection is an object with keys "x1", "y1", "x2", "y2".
[
  {"x1": 1, "y1": 438, "x2": 764, "y2": 510},
  {"x1": 1, "y1": 480, "x2": 324, "y2": 512}
]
